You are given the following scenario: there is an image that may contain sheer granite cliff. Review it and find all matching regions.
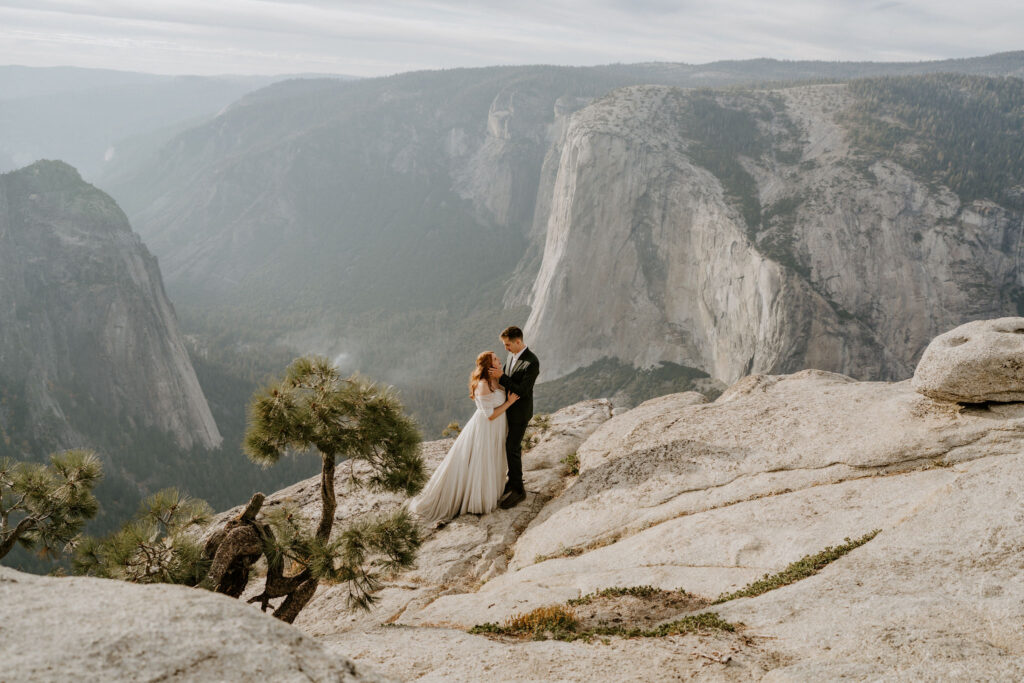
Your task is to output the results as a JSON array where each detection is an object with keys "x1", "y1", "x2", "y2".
[
  {"x1": 521, "y1": 83, "x2": 1024, "y2": 383},
  {"x1": 0, "y1": 160, "x2": 221, "y2": 452},
  {"x1": 107, "y1": 64, "x2": 1024, "y2": 430}
]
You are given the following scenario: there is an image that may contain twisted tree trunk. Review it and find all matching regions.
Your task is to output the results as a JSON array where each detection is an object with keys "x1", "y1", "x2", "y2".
[
  {"x1": 203, "y1": 493, "x2": 267, "y2": 597},
  {"x1": 267, "y1": 452, "x2": 337, "y2": 622},
  {"x1": 316, "y1": 452, "x2": 336, "y2": 541},
  {"x1": 206, "y1": 452, "x2": 341, "y2": 622}
]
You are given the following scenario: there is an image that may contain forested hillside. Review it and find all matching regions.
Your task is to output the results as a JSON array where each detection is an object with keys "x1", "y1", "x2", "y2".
[{"x1": 845, "y1": 74, "x2": 1024, "y2": 208}]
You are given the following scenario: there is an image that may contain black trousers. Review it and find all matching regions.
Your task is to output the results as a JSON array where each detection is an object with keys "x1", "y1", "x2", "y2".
[{"x1": 505, "y1": 418, "x2": 528, "y2": 493}]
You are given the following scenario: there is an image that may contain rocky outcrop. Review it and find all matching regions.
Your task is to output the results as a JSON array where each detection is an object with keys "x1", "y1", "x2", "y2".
[
  {"x1": 522, "y1": 84, "x2": 1022, "y2": 384},
  {"x1": 0, "y1": 566, "x2": 372, "y2": 682},
  {"x1": 0, "y1": 160, "x2": 221, "y2": 451},
  {"x1": 207, "y1": 320, "x2": 1024, "y2": 681},
  {"x1": 913, "y1": 316, "x2": 1024, "y2": 403}
]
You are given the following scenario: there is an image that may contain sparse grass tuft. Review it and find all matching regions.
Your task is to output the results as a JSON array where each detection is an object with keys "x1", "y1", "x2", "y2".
[
  {"x1": 561, "y1": 452, "x2": 580, "y2": 476},
  {"x1": 568, "y1": 585, "x2": 658, "y2": 606},
  {"x1": 610, "y1": 612, "x2": 736, "y2": 638},
  {"x1": 713, "y1": 530, "x2": 881, "y2": 604}
]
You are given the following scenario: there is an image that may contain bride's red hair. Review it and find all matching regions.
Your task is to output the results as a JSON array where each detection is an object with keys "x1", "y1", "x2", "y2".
[{"x1": 469, "y1": 351, "x2": 497, "y2": 399}]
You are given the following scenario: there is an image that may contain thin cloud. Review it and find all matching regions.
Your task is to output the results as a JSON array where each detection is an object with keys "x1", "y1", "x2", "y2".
[{"x1": 0, "y1": 0, "x2": 1019, "y2": 76}]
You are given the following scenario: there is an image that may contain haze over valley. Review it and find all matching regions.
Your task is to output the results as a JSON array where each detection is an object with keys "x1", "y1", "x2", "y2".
[{"x1": 3, "y1": 55, "x2": 1024, "y2": 571}]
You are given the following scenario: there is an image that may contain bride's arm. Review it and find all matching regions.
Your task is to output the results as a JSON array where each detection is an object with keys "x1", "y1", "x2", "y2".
[{"x1": 487, "y1": 392, "x2": 519, "y2": 421}]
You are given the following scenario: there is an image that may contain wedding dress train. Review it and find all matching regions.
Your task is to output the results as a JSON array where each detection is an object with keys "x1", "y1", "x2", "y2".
[{"x1": 409, "y1": 385, "x2": 508, "y2": 522}]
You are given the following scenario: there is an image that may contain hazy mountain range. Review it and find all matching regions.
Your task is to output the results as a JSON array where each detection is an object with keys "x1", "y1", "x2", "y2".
[
  {"x1": 2, "y1": 53, "x2": 1024, "y2": 572},
  {"x1": 0, "y1": 66, "x2": 357, "y2": 180},
  {"x1": 102, "y1": 52, "x2": 1024, "y2": 430}
]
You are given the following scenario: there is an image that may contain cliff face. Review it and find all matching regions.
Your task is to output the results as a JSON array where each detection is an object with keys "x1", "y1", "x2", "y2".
[
  {"x1": 106, "y1": 65, "x2": 1024, "y2": 431},
  {"x1": 0, "y1": 160, "x2": 221, "y2": 451},
  {"x1": 522, "y1": 83, "x2": 1023, "y2": 383}
]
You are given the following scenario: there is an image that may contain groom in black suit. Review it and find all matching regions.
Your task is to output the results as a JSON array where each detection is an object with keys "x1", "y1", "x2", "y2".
[{"x1": 489, "y1": 326, "x2": 539, "y2": 509}]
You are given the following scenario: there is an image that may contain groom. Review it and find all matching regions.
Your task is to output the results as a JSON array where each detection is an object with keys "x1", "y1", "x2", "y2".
[{"x1": 489, "y1": 326, "x2": 539, "y2": 509}]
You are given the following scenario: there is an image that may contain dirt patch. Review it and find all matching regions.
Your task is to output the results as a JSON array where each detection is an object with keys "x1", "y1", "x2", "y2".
[{"x1": 569, "y1": 588, "x2": 710, "y2": 632}]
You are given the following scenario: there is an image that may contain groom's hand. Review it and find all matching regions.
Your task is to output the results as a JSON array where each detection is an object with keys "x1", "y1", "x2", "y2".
[{"x1": 488, "y1": 367, "x2": 503, "y2": 380}]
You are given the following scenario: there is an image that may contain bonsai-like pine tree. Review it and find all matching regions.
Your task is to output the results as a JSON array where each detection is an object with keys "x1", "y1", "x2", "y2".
[
  {"x1": 73, "y1": 488, "x2": 212, "y2": 584},
  {"x1": 0, "y1": 450, "x2": 102, "y2": 560},
  {"x1": 237, "y1": 356, "x2": 426, "y2": 622}
]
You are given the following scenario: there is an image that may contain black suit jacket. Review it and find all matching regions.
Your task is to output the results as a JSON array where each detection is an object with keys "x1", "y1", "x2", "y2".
[{"x1": 499, "y1": 348, "x2": 539, "y2": 428}]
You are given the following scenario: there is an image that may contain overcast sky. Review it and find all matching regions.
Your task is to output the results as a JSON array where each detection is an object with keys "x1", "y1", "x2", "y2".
[{"x1": 1, "y1": 0, "x2": 1021, "y2": 77}]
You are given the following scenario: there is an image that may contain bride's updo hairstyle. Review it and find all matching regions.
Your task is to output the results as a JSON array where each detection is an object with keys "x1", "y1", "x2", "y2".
[{"x1": 469, "y1": 351, "x2": 497, "y2": 399}]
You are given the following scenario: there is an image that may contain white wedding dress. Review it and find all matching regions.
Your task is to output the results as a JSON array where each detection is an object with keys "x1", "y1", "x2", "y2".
[{"x1": 409, "y1": 384, "x2": 508, "y2": 522}]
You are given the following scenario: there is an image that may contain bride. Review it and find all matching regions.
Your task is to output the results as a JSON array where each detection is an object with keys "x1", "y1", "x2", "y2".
[{"x1": 409, "y1": 351, "x2": 519, "y2": 522}]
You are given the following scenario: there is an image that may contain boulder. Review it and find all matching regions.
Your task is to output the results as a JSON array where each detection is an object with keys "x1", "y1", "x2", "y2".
[
  {"x1": 0, "y1": 567, "x2": 373, "y2": 682},
  {"x1": 913, "y1": 317, "x2": 1024, "y2": 403}
]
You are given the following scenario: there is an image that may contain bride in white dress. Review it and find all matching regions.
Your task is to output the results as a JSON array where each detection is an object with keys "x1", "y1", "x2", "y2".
[{"x1": 409, "y1": 351, "x2": 519, "y2": 522}]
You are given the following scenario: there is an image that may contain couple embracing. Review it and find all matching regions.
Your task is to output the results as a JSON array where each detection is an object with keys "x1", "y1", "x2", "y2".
[{"x1": 409, "y1": 326, "x2": 539, "y2": 522}]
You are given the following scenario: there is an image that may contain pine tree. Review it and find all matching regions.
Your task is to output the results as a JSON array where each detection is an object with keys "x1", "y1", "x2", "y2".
[
  {"x1": 0, "y1": 450, "x2": 102, "y2": 560},
  {"x1": 72, "y1": 488, "x2": 212, "y2": 584},
  {"x1": 234, "y1": 356, "x2": 426, "y2": 622}
]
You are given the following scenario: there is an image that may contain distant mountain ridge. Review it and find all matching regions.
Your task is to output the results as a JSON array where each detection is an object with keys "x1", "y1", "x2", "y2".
[
  {"x1": 0, "y1": 66, "x2": 352, "y2": 180},
  {"x1": 103, "y1": 54, "x2": 1024, "y2": 433}
]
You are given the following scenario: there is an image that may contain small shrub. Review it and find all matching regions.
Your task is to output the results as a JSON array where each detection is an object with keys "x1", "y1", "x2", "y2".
[
  {"x1": 505, "y1": 605, "x2": 578, "y2": 634},
  {"x1": 441, "y1": 421, "x2": 461, "y2": 438},
  {"x1": 561, "y1": 452, "x2": 580, "y2": 476},
  {"x1": 469, "y1": 604, "x2": 578, "y2": 639},
  {"x1": 73, "y1": 488, "x2": 212, "y2": 585}
]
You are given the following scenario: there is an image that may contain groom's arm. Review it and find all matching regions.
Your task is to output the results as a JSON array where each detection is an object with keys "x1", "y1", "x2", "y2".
[{"x1": 499, "y1": 359, "x2": 540, "y2": 399}]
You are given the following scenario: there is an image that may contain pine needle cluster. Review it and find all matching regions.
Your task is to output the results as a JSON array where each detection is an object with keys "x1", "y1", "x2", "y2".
[
  {"x1": 72, "y1": 488, "x2": 213, "y2": 585},
  {"x1": 243, "y1": 357, "x2": 425, "y2": 496},
  {"x1": 0, "y1": 450, "x2": 102, "y2": 560}
]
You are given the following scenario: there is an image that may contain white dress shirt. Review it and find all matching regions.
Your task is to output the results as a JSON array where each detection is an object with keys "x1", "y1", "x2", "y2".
[{"x1": 505, "y1": 346, "x2": 527, "y2": 375}]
